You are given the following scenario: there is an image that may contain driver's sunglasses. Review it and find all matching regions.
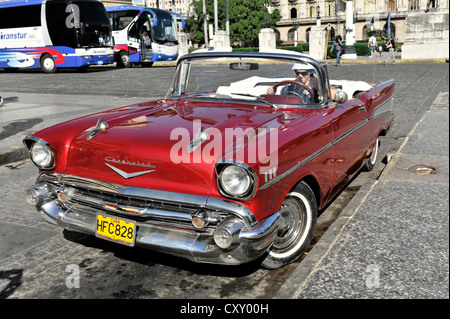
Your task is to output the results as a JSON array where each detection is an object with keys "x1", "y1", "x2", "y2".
[{"x1": 295, "y1": 71, "x2": 310, "y2": 76}]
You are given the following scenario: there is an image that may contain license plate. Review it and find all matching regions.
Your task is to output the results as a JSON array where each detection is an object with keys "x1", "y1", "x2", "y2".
[
  {"x1": 96, "y1": 214, "x2": 136, "y2": 247},
  {"x1": 97, "y1": 61, "x2": 103, "y2": 65}
]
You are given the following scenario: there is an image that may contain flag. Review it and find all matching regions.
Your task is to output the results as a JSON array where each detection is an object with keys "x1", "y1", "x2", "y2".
[{"x1": 387, "y1": 11, "x2": 391, "y2": 37}]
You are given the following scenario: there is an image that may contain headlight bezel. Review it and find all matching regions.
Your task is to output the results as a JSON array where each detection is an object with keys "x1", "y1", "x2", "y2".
[
  {"x1": 216, "y1": 161, "x2": 258, "y2": 201},
  {"x1": 24, "y1": 137, "x2": 55, "y2": 170}
]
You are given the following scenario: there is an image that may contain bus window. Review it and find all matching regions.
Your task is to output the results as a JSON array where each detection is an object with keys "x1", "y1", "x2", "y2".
[
  {"x1": 111, "y1": 10, "x2": 139, "y2": 30},
  {"x1": 0, "y1": 4, "x2": 41, "y2": 29}
]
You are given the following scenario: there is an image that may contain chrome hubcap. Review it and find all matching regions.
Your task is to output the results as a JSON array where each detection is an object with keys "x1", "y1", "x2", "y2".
[{"x1": 273, "y1": 197, "x2": 305, "y2": 252}]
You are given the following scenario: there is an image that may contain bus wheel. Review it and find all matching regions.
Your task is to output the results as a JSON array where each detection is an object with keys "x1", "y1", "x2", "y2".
[
  {"x1": 118, "y1": 51, "x2": 131, "y2": 68},
  {"x1": 40, "y1": 54, "x2": 57, "y2": 73}
]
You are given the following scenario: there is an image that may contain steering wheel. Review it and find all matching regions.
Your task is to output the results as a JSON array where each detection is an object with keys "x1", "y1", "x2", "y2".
[{"x1": 271, "y1": 80, "x2": 314, "y2": 99}]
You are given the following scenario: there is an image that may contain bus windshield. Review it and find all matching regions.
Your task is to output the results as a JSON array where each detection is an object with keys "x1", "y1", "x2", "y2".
[
  {"x1": 151, "y1": 10, "x2": 177, "y2": 44},
  {"x1": 75, "y1": 0, "x2": 111, "y2": 47},
  {"x1": 46, "y1": 0, "x2": 111, "y2": 48}
]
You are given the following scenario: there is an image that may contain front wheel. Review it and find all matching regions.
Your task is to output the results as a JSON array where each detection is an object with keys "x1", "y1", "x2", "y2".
[
  {"x1": 262, "y1": 181, "x2": 317, "y2": 269},
  {"x1": 40, "y1": 54, "x2": 57, "y2": 73},
  {"x1": 118, "y1": 51, "x2": 131, "y2": 68}
]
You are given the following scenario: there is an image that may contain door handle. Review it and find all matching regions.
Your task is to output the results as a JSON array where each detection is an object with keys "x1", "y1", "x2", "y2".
[{"x1": 358, "y1": 106, "x2": 366, "y2": 111}]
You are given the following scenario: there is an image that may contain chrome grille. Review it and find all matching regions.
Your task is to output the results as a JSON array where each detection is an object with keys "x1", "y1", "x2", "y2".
[{"x1": 36, "y1": 173, "x2": 256, "y2": 231}]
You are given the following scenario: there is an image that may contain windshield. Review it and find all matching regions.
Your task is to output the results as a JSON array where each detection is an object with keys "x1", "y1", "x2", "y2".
[
  {"x1": 73, "y1": 0, "x2": 112, "y2": 47},
  {"x1": 151, "y1": 9, "x2": 177, "y2": 43},
  {"x1": 167, "y1": 54, "x2": 326, "y2": 108}
]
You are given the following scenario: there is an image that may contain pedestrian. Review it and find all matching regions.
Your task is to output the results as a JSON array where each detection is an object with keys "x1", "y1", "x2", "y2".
[
  {"x1": 330, "y1": 35, "x2": 343, "y2": 66},
  {"x1": 368, "y1": 34, "x2": 377, "y2": 58},
  {"x1": 384, "y1": 37, "x2": 397, "y2": 64}
]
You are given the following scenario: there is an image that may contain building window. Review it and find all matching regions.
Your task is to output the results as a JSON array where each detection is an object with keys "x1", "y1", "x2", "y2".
[
  {"x1": 387, "y1": 0, "x2": 396, "y2": 11},
  {"x1": 291, "y1": 8, "x2": 297, "y2": 19},
  {"x1": 288, "y1": 28, "x2": 296, "y2": 41},
  {"x1": 409, "y1": 0, "x2": 420, "y2": 10}
]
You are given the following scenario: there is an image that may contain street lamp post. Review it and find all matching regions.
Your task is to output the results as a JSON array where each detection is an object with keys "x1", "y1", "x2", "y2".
[
  {"x1": 316, "y1": 5, "x2": 321, "y2": 26},
  {"x1": 341, "y1": 0, "x2": 357, "y2": 59},
  {"x1": 226, "y1": 0, "x2": 229, "y2": 34},
  {"x1": 293, "y1": 20, "x2": 299, "y2": 46},
  {"x1": 202, "y1": 0, "x2": 209, "y2": 47}
]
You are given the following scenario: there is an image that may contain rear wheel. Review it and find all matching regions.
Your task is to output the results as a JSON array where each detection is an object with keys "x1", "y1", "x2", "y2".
[
  {"x1": 363, "y1": 137, "x2": 379, "y2": 171},
  {"x1": 40, "y1": 54, "x2": 57, "y2": 73},
  {"x1": 262, "y1": 181, "x2": 317, "y2": 269}
]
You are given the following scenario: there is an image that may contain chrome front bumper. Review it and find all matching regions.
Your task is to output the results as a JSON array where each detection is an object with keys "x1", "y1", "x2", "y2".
[{"x1": 28, "y1": 173, "x2": 280, "y2": 265}]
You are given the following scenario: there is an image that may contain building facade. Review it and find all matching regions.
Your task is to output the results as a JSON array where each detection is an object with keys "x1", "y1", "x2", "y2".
[
  {"x1": 1, "y1": 0, "x2": 448, "y2": 43},
  {"x1": 269, "y1": 0, "x2": 449, "y2": 43}
]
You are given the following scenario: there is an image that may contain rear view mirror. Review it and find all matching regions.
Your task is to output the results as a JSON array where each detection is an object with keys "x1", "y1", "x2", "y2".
[{"x1": 229, "y1": 62, "x2": 259, "y2": 71}]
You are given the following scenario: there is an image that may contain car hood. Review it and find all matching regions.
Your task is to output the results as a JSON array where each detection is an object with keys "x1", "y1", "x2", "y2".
[{"x1": 42, "y1": 99, "x2": 293, "y2": 197}]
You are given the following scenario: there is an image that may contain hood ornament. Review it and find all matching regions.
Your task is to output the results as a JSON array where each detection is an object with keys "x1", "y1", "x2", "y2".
[
  {"x1": 87, "y1": 117, "x2": 108, "y2": 141},
  {"x1": 187, "y1": 126, "x2": 209, "y2": 153}
]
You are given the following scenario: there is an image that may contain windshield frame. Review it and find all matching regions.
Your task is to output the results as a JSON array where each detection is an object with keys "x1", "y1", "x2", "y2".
[{"x1": 166, "y1": 51, "x2": 331, "y2": 109}]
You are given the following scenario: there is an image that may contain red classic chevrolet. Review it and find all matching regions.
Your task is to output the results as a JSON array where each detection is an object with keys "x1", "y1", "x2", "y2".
[{"x1": 24, "y1": 51, "x2": 394, "y2": 269}]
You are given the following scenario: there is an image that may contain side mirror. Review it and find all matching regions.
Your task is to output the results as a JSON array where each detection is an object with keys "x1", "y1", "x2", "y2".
[{"x1": 334, "y1": 90, "x2": 348, "y2": 103}]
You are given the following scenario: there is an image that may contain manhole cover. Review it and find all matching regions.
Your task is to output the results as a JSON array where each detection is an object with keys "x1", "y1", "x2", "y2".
[{"x1": 409, "y1": 165, "x2": 436, "y2": 175}]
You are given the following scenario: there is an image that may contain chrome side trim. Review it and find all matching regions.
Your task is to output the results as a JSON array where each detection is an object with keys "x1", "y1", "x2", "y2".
[
  {"x1": 370, "y1": 96, "x2": 394, "y2": 120},
  {"x1": 259, "y1": 96, "x2": 394, "y2": 190}
]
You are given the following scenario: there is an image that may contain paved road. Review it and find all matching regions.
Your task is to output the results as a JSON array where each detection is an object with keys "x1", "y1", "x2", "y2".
[{"x1": 0, "y1": 61, "x2": 448, "y2": 300}]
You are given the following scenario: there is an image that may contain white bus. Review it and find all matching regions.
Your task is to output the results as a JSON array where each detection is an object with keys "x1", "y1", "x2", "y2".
[
  {"x1": 0, "y1": 0, "x2": 115, "y2": 73},
  {"x1": 106, "y1": 5, "x2": 185, "y2": 67}
]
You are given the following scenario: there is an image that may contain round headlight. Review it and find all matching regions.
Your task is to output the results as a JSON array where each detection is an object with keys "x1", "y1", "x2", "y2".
[
  {"x1": 219, "y1": 165, "x2": 251, "y2": 196},
  {"x1": 30, "y1": 142, "x2": 54, "y2": 168}
]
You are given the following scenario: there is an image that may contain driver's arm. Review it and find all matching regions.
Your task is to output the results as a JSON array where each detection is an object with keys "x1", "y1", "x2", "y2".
[{"x1": 330, "y1": 88, "x2": 339, "y2": 101}]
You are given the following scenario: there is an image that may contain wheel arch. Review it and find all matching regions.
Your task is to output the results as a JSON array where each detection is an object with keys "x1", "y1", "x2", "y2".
[{"x1": 289, "y1": 174, "x2": 321, "y2": 210}]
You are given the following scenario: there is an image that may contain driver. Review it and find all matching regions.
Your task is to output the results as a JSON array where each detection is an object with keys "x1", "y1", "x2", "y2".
[{"x1": 267, "y1": 63, "x2": 319, "y2": 104}]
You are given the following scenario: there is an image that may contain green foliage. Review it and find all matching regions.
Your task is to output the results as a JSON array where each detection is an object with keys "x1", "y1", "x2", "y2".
[
  {"x1": 186, "y1": 0, "x2": 280, "y2": 47},
  {"x1": 354, "y1": 43, "x2": 372, "y2": 56}
]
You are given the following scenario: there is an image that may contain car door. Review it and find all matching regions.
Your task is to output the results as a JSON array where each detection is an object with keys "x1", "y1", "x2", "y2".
[{"x1": 328, "y1": 98, "x2": 372, "y2": 199}]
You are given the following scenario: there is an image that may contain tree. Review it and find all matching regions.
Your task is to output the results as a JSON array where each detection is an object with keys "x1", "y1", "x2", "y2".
[{"x1": 186, "y1": 0, "x2": 280, "y2": 47}]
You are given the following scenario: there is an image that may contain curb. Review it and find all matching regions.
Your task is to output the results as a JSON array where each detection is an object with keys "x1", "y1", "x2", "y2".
[
  {"x1": 0, "y1": 146, "x2": 29, "y2": 166},
  {"x1": 273, "y1": 179, "x2": 378, "y2": 298}
]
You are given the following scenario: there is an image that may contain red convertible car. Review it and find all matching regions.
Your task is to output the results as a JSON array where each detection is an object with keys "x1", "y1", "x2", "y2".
[{"x1": 24, "y1": 51, "x2": 394, "y2": 269}]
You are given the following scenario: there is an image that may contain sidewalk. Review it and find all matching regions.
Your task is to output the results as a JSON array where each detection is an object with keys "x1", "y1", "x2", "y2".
[
  {"x1": 308, "y1": 51, "x2": 447, "y2": 64},
  {"x1": 275, "y1": 92, "x2": 449, "y2": 298}
]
